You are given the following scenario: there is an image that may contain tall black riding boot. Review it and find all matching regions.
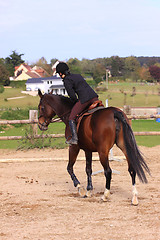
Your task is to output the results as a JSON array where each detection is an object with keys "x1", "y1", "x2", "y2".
[{"x1": 66, "y1": 120, "x2": 78, "y2": 145}]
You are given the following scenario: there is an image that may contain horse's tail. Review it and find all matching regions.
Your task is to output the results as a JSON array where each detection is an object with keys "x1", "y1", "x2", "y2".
[{"x1": 114, "y1": 110, "x2": 150, "y2": 183}]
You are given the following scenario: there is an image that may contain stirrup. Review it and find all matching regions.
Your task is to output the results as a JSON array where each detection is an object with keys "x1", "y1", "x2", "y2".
[{"x1": 66, "y1": 138, "x2": 78, "y2": 145}]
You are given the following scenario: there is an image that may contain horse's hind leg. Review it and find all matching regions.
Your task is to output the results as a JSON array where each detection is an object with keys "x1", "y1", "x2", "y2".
[
  {"x1": 85, "y1": 151, "x2": 93, "y2": 197},
  {"x1": 116, "y1": 133, "x2": 138, "y2": 205},
  {"x1": 98, "y1": 150, "x2": 112, "y2": 202}
]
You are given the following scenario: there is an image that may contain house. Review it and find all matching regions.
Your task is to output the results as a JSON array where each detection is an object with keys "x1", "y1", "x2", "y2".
[
  {"x1": 25, "y1": 76, "x2": 67, "y2": 95},
  {"x1": 52, "y1": 60, "x2": 60, "y2": 77},
  {"x1": 32, "y1": 66, "x2": 50, "y2": 78},
  {"x1": 14, "y1": 63, "x2": 49, "y2": 81}
]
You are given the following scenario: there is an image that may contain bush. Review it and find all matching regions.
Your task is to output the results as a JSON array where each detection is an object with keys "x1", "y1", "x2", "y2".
[
  {"x1": 0, "y1": 108, "x2": 29, "y2": 120},
  {"x1": 18, "y1": 125, "x2": 53, "y2": 149},
  {"x1": 0, "y1": 85, "x2": 4, "y2": 93},
  {"x1": 10, "y1": 80, "x2": 26, "y2": 90}
]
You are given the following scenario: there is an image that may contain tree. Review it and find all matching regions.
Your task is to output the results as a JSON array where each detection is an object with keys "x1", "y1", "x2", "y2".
[
  {"x1": 110, "y1": 56, "x2": 125, "y2": 77},
  {"x1": 67, "y1": 58, "x2": 82, "y2": 74},
  {"x1": 5, "y1": 50, "x2": 24, "y2": 76},
  {"x1": 124, "y1": 56, "x2": 140, "y2": 81},
  {"x1": 32, "y1": 57, "x2": 52, "y2": 76},
  {"x1": 139, "y1": 65, "x2": 151, "y2": 81},
  {"x1": 50, "y1": 58, "x2": 58, "y2": 66},
  {"x1": 0, "y1": 64, "x2": 10, "y2": 86},
  {"x1": 149, "y1": 65, "x2": 160, "y2": 82},
  {"x1": 92, "y1": 63, "x2": 106, "y2": 84}
]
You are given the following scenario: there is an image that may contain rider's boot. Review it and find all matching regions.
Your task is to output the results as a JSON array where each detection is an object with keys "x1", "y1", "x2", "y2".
[{"x1": 66, "y1": 120, "x2": 78, "y2": 145}]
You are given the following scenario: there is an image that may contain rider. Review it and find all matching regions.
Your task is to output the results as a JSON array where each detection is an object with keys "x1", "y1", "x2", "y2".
[{"x1": 56, "y1": 62, "x2": 99, "y2": 145}]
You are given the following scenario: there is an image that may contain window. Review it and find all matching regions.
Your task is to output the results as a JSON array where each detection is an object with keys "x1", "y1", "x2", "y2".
[
  {"x1": 50, "y1": 81, "x2": 52, "y2": 84},
  {"x1": 47, "y1": 81, "x2": 49, "y2": 84}
]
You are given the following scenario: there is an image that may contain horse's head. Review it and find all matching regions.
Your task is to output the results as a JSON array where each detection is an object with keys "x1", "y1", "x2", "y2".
[{"x1": 38, "y1": 89, "x2": 56, "y2": 131}]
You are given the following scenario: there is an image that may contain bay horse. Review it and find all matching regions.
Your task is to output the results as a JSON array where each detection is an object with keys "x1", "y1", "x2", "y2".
[{"x1": 38, "y1": 89, "x2": 150, "y2": 205}]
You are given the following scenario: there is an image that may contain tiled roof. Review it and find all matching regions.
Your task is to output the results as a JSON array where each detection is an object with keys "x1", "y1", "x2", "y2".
[
  {"x1": 23, "y1": 64, "x2": 32, "y2": 71},
  {"x1": 26, "y1": 71, "x2": 41, "y2": 78},
  {"x1": 15, "y1": 63, "x2": 31, "y2": 71}
]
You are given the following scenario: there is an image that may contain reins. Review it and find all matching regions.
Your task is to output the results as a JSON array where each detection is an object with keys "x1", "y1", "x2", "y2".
[{"x1": 39, "y1": 95, "x2": 71, "y2": 125}]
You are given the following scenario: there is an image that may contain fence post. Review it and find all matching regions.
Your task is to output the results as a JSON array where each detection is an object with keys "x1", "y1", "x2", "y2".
[{"x1": 29, "y1": 110, "x2": 38, "y2": 136}]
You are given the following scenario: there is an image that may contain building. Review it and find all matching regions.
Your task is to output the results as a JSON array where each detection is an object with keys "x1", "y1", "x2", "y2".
[
  {"x1": 14, "y1": 63, "x2": 49, "y2": 81},
  {"x1": 25, "y1": 76, "x2": 67, "y2": 95},
  {"x1": 52, "y1": 60, "x2": 60, "y2": 77}
]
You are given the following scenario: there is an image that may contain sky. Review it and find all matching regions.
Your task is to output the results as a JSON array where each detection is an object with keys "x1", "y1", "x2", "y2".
[{"x1": 0, "y1": 0, "x2": 160, "y2": 64}]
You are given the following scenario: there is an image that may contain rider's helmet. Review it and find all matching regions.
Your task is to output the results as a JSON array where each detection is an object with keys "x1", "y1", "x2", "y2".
[{"x1": 56, "y1": 62, "x2": 70, "y2": 75}]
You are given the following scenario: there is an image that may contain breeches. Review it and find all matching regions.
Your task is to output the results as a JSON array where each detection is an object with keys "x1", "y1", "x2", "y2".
[{"x1": 69, "y1": 97, "x2": 98, "y2": 120}]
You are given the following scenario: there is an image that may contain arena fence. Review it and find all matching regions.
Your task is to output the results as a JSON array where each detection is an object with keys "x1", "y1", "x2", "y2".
[{"x1": 0, "y1": 110, "x2": 160, "y2": 140}]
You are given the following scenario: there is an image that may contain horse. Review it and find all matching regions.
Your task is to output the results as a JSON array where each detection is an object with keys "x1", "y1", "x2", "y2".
[{"x1": 38, "y1": 89, "x2": 150, "y2": 205}]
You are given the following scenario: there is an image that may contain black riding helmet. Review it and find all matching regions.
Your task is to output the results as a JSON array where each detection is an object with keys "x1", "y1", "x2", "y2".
[{"x1": 56, "y1": 62, "x2": 70, "y2": 75}]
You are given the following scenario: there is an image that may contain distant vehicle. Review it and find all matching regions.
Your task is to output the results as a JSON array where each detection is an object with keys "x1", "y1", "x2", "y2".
[{"x1": 26, "y1": 87, "x2": 31, "y2": 91}]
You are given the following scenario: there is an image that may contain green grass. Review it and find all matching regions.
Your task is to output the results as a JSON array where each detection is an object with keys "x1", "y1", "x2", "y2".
[
  {"x1": 134, "y1": 136, "x2": 160, "y2": 147},
  {"x1": 0, "y1": 88, "x2": 39, "y2": 109},
  {"x1": 132, "y1": 119, "x2": 160, "y2": 131},
  {"x1": 0, "y1": 122, "x2": 66, "y2": 149},
  {"x1": 0, "y1": 83, "x2": 160, "y2": 110},
  {"x1": 132, "y1": 119, "x2": 160, "y2": 147}
]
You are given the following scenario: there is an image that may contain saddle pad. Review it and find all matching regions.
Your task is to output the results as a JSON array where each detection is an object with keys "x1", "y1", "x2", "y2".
[{"x1": 76, "y1": 106, "x2": 105, "y2": 131}]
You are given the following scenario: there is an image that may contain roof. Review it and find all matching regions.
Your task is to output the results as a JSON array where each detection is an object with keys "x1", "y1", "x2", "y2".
[
  {"x1": 15, "y1": 63, "x2": 31, "y2": 71},
  {"x1": 26, "y1": 71, "x2": 41, "y2": 78},
  {"x1": 26, "y1": 76, "x2": 62, "y2": 84},
  {"x1": 50, "y1": 85, "x2": 65, "y2": 89}
]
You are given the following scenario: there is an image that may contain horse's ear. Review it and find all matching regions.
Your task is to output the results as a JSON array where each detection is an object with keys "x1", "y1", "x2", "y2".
[{"x1": 38, "y1": 89, "x2": 43, "y2": 98}]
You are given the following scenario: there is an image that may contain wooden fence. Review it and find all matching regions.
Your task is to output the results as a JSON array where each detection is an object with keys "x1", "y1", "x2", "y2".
[{"x1": 0, "y1": 110, "x2": 160, "y2": 140}]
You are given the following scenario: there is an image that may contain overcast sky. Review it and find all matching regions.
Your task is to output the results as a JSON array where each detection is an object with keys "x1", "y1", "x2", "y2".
[{"x1": 0, "y1": 0, "x2": 160, "y2": 63}]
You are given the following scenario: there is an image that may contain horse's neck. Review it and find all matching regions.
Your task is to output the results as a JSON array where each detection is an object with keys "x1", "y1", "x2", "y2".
[{"x1": 50, "y1": 95, "x2": 71, "y2": 124}]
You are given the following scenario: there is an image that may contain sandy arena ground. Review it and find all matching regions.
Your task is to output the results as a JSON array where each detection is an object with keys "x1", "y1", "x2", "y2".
[{"x1": 0, "y1": 145, "x2": 160, "y2": 240}]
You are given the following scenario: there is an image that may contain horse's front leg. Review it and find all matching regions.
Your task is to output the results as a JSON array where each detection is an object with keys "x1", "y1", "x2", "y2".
[
  {"x1": 67, "y1": 145, "x2": 80, "y2": 187},
  {"x1": 85, "y1": 151, "x2": 93, "y2": 197},
  {"x1": 67, "y1": 145, "x2": 86, "y2": 196}
]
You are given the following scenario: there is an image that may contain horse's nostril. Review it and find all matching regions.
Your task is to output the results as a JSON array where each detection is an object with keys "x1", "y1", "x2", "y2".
[{"x1": 38, "y1": 122, "x2": 48, "y2": 131}]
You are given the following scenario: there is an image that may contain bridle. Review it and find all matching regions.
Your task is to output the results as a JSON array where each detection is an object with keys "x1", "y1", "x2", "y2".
[{"x1": 38, "y1": 98, "x2": 71, "y2": 130}]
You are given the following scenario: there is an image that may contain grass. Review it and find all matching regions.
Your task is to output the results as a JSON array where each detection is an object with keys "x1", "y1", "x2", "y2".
[
  {"x1": 0, "y1": 122, "x2": 66, "y2": 149},
  {"x1": 131, "y1": 119, "x2": 160, "y2": 147},
  {"x1": 0, "y1": 88, "x2": 39, "y2": 109},
  {"x1": 0, "y1": 83, "x2": 160, "y2": 110}
]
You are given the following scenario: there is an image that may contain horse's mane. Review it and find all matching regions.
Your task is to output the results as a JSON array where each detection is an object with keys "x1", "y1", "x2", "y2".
[{"x1": 45, "y1": 93, "x2": 74, "y2": 109}]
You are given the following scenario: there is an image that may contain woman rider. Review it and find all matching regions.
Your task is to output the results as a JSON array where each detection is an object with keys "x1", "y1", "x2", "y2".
[{"x1": 56, "y1": 62, "x2": 99, "y2": 145}]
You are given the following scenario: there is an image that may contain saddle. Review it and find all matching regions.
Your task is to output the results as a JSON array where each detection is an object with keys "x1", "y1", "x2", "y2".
[{"x1": 76, "y1": 100, "x2": 105, "y2": 131}]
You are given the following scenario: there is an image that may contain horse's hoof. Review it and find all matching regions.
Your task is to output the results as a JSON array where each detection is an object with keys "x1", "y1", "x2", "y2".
[
  {"x1": 85, "y1": 190, "x2": 92, "y2": 198},
  {"x1": 101, "y1": 195, "x2": 108, "y2": 202},
  {"x1": 131, "y1": 195, "x2": 139, "y2": 206},
  {"x1": 101, "y1": 189, "x2": 110, "y2": 202},
  {"x1": 77, "y1": 185, "x2": 86, "y2": 197},
  {"x1": 132, "y1": 185, "x2": 138, "y2": 206}
]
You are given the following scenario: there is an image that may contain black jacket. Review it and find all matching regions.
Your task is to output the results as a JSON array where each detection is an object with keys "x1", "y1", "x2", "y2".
[{"x1": 63, "y1": 74, "x2": 98, "y2": 104}]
